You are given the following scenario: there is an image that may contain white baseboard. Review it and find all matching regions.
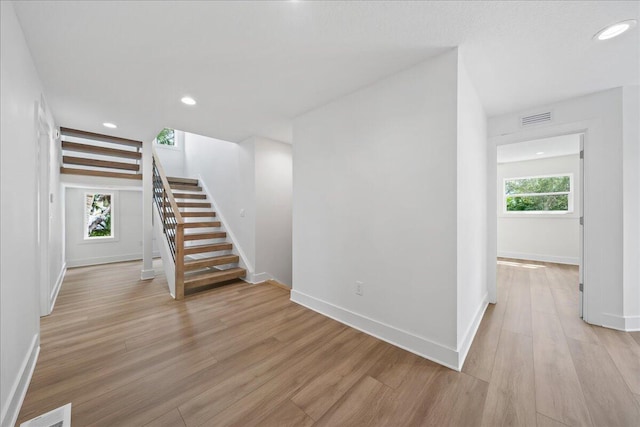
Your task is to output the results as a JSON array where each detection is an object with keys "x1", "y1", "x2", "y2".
[
  {"x1": 290, "y1": 290, "x2": 459, "y2": 371},
  {"x1": 49, "y1": 262, "x2": 66, "y2": 314},
  {"x1": 140, "y1": 269, "x2": 155, "y2": 280},
  {"x1": 457, "y1": 295, "x2": 489, "y2": 370},
  {"x1": 601, "y1": 312, "x2": 640, "y2": 331},
  {"x1": 498, "y1": 251, "x2": 579, "y2": 265},
  {"x1": 67, "y1": 251, "x2": 160, "y2": 268},
  {"x1": 1, "y1": 334, "x2": 40, "y2": 427}
]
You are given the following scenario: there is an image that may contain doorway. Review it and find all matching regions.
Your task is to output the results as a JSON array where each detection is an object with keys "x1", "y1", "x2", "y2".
[{"x1": 495, "y1": 132, "x2": 584, "y2": 317}]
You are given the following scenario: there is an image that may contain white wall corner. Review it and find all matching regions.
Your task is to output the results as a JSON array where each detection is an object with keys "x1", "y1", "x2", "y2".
[
  {"x1": 48, "y1": 262, "x2": 67, "y2": 314},
  {"x1": 1, "y1": 334, "x2": 39, "y2": 427},
  {"x1": 290, "y1": 290, "x2": 460, "y2": 371},
  {"x1": 457, "y1": 294, "x2": 489, "y2": 370}
]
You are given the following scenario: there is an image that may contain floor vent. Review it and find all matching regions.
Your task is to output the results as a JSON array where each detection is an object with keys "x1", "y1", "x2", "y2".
[
  {"x1": 521, "y1": 111, "x2": 552, "y2": 126},
  {"x1": 20, "y1": 403, "x2": 71, "y2": 427}
]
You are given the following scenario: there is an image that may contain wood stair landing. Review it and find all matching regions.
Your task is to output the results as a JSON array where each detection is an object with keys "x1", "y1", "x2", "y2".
[{"x1": 164, "y1": 176, "x2": 246, "y2": 296}]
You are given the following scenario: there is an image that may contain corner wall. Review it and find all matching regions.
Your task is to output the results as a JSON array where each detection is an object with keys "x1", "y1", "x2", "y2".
[
  {"x1": 292, "y1": 50, "x2": 461, "y2": 368},
  {"x1": 182, "y1": 132, "x2": 292, "y2": 285},
  {"x1": 456, "y1": 54, "x2": 488, "y2": 362}
]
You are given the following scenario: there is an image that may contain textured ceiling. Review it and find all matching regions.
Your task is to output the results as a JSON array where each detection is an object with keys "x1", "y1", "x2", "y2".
[{"x1": 13, "y1": 1, "x2": 639, "y2": 143}]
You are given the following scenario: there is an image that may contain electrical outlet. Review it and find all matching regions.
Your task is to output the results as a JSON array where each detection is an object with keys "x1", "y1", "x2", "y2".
[{"x1": 355, "y1": 281, "x2": 364, "y2": 296}]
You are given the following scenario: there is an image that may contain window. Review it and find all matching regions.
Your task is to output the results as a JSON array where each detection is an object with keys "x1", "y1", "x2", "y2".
[
  {"x1": 156, "y1": 128, "x2": 175, "y2": 146},
  {"x1": 85, "y1": 193, "x2": 113, "y2": 239},
  {"x1": 504, "y1": 174, "x2": 573, "y2": 213}
]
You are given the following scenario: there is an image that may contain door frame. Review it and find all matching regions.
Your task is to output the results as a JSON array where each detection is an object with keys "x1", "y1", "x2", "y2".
[{"x1": 488, "y1": 122, "x2": 589, "y2": 321}]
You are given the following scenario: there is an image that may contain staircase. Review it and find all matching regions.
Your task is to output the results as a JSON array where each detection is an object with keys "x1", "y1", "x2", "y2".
[{"x1": 152, "y1": 152, "x2": 246, "y2": 299}]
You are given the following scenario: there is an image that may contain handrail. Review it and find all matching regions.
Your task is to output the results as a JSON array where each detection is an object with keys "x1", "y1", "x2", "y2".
[
  {"x1": 152, "y1": 148, "x2": 184, "y2": 225},
  {"x1": 152, "y1": 147, "x2": 185, "y2": 299}
]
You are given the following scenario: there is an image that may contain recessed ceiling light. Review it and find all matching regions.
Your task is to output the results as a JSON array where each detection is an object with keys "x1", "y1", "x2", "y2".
[
  {"x1": 181, "y1": 96, "x2": 196, "y2": 106},
  {"x1": 103, "y1": 122, "x2": 117, "y2": 129},
  {"x1": 594, "y1": 19, "x2": 637, "y2": 41},
  {"x1": 536, "y1": 152, "x2": 545, "y2": 155}
]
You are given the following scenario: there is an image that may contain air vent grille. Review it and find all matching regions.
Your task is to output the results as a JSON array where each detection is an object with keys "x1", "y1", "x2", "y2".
[{"x1": 521, "y1": 111, "x2": 552, "y2": 126}]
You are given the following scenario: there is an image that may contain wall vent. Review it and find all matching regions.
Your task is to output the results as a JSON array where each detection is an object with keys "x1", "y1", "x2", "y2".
[{"x1": 520, "y1": 111, "x2": 552, "y2": 127}]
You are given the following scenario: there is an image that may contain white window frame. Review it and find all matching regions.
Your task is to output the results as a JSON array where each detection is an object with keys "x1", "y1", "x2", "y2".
[
  {"x1": 503, "y1": 173, "x2": 574, "y2": 215},
  {"x1": 155, "y1": 128, "x2": 181, "y2": 151},
  {"x1": 84, "y1": 192, "x2": 115, "y2": 240}
]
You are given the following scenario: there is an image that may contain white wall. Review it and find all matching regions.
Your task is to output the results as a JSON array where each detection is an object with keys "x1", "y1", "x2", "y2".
[
  {"x1": 292, "y1": 50, "x2": 462, "y2": 368},
  {"x1": 154, "y1": 131, "x2": 185, "y2": 177},
  {"x1": 65, "y1": 187, "x2": 155, "y2": 267},
  {"x1": 489, "y1": 87, "x2": 638, "y2": 330},
  {"x1": 497, "y1": 155, "x2": 581, "y2": 264},
  {"x1": 622, "y1": 85, "x2": 639, "y2": 329},
  {"x1": 183, "y1": 133, "x2": 257, "y2": 270},
  {"x1": 182, "y1": 132, "x2": 292, "y2": 284},
  {"x1": 0, "y1": 2, "x2": 52, "y2": 425},
  {"x1": 254, "y1": 137, "x2": 293, "y2": 285},
  {"x1": 456, "y1": 55, "x2": 488, "y2": 360}
]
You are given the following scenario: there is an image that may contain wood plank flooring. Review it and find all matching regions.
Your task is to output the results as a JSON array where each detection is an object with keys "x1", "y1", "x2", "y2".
[{"x1": 17, "y1": 259, "x2": 640, "y2": 426}]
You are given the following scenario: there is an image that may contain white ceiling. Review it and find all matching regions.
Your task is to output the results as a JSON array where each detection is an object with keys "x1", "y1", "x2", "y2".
[
  {"x1": 13, "y1": 1, "x2": 639, "y2": 143},
  {"x1": 497, "y1": 134, "x2": 581, "y2": 164}
]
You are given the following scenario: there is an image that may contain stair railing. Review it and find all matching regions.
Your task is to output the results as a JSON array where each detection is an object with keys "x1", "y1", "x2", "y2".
[{"x1": 152, "y1": 148, "x2": 185, "y2": 299}]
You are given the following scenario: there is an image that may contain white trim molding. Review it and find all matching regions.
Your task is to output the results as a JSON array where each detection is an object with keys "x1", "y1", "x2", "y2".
[
  {"x1": 1, "y1": 334, "x2": 40, "y2": 427},
  {"x1": 48, "y1": 262, "x2": 67, "y2": 314},
  {"x1": 290, "y1": 290, "x2": 461, "y2": 371},
  {"x1": 67, "y1": 252, "x2": 159, "y2": 268},
  {"x1": 601, "y1": 313, "x2": 640, "y2": 331},
  {"x1": 458, "y1": 295, "x2": 489, "y2": 369}
]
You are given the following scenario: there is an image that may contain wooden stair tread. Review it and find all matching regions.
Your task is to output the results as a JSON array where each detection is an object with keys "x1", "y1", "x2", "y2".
[
  {"x1": 167, "y1": 176, "x2": 199, "y2": 186},
  {"x1": 183, "y1": 232, "x2": 227, "y2": 241},
  {"x1": 184, "y1": 254, "x2": 239, "y2": 271},
  {"x1": 62, "y1": 141, "x2": 142, "y2": 159},
  {"x1": 60, "y1": 167, "x2": 142, "y2": 180},
  {"x1": 179, "y1": 211, "x2": 216, "y2": 218},
  {"x1": 170, "y1": 183, "x2": 202, "y2": 192},
  {"x1": 184, "y1": 221, "x2": 221, "y2": 228},
  {"x1": 184, "y1": 267, "x2": 246, "y2": 290},
  {"x1": 61, "y1": 127, "x2": 142, "y2": 148},
  {"x1": 184, "y1": 242, "x2": 232, "y2": 255},
  {"x1": 177, "y1": 201, "x2": 211, "y2": 208},
  {"x1": 172, "y1": 192, "x2": 206, "y2": 199}
]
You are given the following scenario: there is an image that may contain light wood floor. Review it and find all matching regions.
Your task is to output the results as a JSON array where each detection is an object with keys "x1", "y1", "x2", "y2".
[{"x1": 17, "y1": 259, "x2": 640, "y2": 426}]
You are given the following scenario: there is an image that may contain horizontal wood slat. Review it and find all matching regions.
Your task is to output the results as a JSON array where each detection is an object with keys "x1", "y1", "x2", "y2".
[
  {"x1": 184, "y1": 267, "x2": 246, "y2": 290},
  {"x1": 179, "y1": 212, "x2": 217, "y2": 218},
  {"x1": 177, "y1": 202, "x2": 211, "y2": 208},
  {"x1": 184, "y1": 232, "x2": 227, "y2": 241},
  {"x1": 62, "y1": 141, "x2": 142, "y2": 159},
  {"x1": 60, "y1": 167, "x2": 142, "y2": 180},
  {"x1": 184, "y1": 243, "x2": 232, "y2": 256},
  {"x1": 63, "y1": 156, "x2": 140, "y2": 172},
  {"x1": 184, "y1": 254, "x2": 240, "y2": 271},
  {"x1": 172, "y1": 193, "x2": 207, "y2": 199},
  {"x1": 169, "y1": 184, "x2": 202, "y2": 192},
  {"x1": 60, "y1": 127, "x2": 143, "y2": 148},
  {"x1": 167, "y1": 177, "x2": 199, "y2": 186}
]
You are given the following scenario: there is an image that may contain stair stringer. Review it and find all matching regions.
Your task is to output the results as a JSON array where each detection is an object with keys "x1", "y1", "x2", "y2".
[
  {"x1": 193, "y1": 174, "x2": 257, "y2": 282},
  {"x1": 152, "y1": 203, "x2": 176, "y2": 297}
]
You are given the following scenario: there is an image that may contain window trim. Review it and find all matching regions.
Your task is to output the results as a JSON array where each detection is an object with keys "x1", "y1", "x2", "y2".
[
  {"x1": 155, "y1": 128, "x2": 181, "y2": 151},
  {"x1": 84, "y1": 192, "x2": 116, "y2": 241},
  {"x1": 503, "y1": 173, "x2": 574, "y2": 215}
]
